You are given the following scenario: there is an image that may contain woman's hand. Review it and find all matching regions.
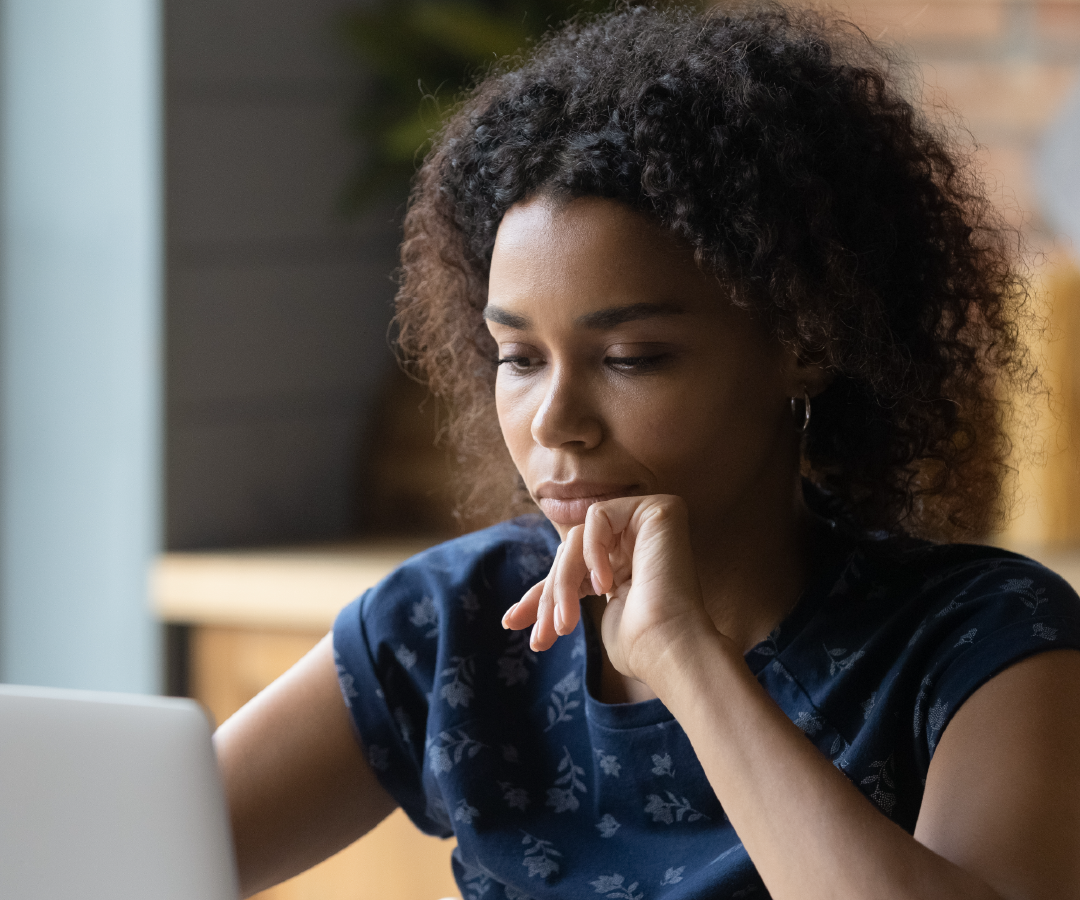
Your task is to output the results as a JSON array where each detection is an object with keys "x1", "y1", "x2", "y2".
[{"x1": 502, "y1": 494, "x2": 716, "y2": 684}]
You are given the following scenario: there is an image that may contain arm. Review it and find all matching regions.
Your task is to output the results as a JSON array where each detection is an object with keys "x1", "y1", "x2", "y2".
[
  {"x1": 651, "y1": 628, "x2": 1080, "y2": 900},
  {"x1": 914, "y1": 649, "x2": 1080, "y2": 899},
  {"x1": 507, "y1": 496, "x2": 1080, "y2": 900},
  {"x1": 213, "y1": 633, "x2": 398, "y2": 898}
]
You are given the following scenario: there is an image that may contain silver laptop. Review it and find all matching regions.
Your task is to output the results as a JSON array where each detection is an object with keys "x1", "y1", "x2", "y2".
[{"x1": 0, "y1": 683, "x2": 239, "y2": 900}]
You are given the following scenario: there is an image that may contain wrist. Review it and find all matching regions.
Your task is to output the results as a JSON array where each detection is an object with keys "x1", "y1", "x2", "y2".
[{"x1": 640, "y1": 621, "x2": 748, "y2": 711}]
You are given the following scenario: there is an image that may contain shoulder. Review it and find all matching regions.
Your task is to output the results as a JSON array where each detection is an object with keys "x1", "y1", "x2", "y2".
[
  {"x1": 751, "y1": 541, "x2": 1080, "y2": 823},
  {"x1": 848, "y1": 540, "x2": 1080, "y2": 756},
  {"x1": 798, "y1": 539, "x2": 1080, "y2": 668},
  {"x1": 839, "y1": 539, "x2": 1080, "y2": 687},
  {"x1": 856, "y1": 539, "x2": 1080, "y2": 630}
]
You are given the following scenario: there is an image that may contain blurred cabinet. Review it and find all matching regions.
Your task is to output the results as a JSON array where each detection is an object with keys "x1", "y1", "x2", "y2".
[
  {"x1": 1042, "y1": 264, "x2": 1080, "y2": 544},
  {"x1": 154, "y1": 542, "x2": 459, "y2": 900},
  {"x1": 1000, "y1": 261, "x2": 1080, "y2": 549}
]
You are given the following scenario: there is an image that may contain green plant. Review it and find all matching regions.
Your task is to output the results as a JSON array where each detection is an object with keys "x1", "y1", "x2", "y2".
[{"x1": 337, "y1": 0, "x2": 621, "y2": 208}]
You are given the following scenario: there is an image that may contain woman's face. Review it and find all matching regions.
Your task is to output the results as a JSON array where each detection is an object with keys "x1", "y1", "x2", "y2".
[{"x1": 485, "y1": 195, "x2": 809, "y2": 543}]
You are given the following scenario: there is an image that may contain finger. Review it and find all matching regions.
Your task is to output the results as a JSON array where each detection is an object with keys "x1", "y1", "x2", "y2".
[
  {"x1": 531, "y1": 541, "x2": 564, "y2": 651},
  {"x1": 502, "y1": 578, "x2": 544, "y2": 630},
  {"x1": 552, "y1": 525, "x2": 589, "y2": 636},
  {"x1": 583, "y1": 504, "x2": 616, "y2": 594},
  {"x1": 587, "y1": 495, "x2": 645, "y2": 539}
]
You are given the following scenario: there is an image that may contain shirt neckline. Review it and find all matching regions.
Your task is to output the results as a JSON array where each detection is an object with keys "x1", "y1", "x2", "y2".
[
  {"x1": 581, "y1": 612, "x2": 673, "y2": 728},
  {"x1": 576, "y1": 510, "x2": 860, "y2": 729}
]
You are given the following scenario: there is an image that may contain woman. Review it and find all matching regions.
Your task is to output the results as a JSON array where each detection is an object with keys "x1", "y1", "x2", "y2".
[{"x1": 214, "y1": 5, "x2": 1080, "y2": 899}]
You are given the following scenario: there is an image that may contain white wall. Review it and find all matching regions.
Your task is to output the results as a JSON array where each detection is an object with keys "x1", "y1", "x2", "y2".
[{"x1": 0, "y1": 0, "x2": 162, "y2": 691}]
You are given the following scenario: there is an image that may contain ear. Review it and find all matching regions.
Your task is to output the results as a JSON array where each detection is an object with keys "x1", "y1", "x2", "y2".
[{"x1": 781, "y1": 345, "x2": 833, "y2": 399}]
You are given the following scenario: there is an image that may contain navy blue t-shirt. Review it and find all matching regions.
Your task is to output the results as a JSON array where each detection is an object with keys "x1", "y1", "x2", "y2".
[{"x1": 333, "y1": 515, "x2": 1080, "y2": 900}]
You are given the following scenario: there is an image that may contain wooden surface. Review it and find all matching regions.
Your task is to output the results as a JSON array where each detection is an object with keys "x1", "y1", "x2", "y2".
[{"x1": 153, "y1": 538, "x2": 436, "y2": 631}]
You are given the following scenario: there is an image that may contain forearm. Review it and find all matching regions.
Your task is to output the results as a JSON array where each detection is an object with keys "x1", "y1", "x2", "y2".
[{"x1": 648, "y1": 631, "x2": 1003, "y2": 900}]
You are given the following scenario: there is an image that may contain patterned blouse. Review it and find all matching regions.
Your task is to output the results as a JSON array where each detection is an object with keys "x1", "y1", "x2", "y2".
[{"x1": 333, "y1": 513, "x2": 1080, "y2": 900}]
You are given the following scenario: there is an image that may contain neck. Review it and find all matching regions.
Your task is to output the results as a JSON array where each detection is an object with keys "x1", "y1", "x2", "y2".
[{"x1": 692, "y1": 477, "x2": 824, "y2": 654}]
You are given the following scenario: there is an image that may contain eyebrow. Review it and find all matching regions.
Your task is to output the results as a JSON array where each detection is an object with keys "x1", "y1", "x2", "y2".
[
  {"x1": 483, "y1": 301, "x2": 685, "y2": 331},
  {"x1": 482, "y1": 305, "x2": 531, "y2": 329}
]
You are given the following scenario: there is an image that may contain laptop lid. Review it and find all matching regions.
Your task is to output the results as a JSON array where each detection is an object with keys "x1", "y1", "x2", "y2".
[{"x1": 0, "y1": 683, "x2": 239, "y2": 900}]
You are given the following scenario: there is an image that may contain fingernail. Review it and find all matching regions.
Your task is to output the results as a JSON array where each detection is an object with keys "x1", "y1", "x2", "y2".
[
  {"x1": 590, "y1": 571, "x2": 603, "y2": 595},
  {"x1": 554, "y1": 606, "x2": 564, "y2": 633}
]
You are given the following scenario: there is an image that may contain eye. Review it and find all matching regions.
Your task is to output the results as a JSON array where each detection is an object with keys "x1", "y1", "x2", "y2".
[
  {"x1": 496, "y1": 351, "x2": 544, "y2": 374},
  {"x1": 604, "y1": 352, "x2": 672, "y2": 373}
]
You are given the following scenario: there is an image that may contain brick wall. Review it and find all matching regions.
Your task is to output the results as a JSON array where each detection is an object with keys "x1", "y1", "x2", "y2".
[
  {"x1": 828, "y1": 1, "x2": 1080, "y2": 545},
  {"x1": 839, "y1": 0, "x2": 1080, "y2": 250}
]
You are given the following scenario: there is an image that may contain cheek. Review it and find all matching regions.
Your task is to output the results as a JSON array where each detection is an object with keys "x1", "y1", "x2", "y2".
[
  {"x1": 624, "y1": 373, "x2": 786, "y2": 477},
  {"x1": 494, "y1": 383, "x2": 534, "y2": 463}
]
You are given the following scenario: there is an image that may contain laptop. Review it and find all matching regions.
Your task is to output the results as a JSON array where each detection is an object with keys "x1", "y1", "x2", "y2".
[{"x1": 0, "y1": 683, "x2": 240, "y2": 900}]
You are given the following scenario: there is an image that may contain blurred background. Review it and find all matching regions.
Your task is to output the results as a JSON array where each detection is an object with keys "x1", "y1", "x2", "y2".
[{"x1": 0, "y1": 1, "x2": 1078, "y2": 897}]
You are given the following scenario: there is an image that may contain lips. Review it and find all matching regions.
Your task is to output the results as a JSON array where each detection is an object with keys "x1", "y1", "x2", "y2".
[{"x1": 534, "y1": 481, "x2": 638, "y2": 526}]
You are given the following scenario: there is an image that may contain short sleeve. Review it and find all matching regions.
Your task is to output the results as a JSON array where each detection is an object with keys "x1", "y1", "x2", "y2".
[
  {"x1": 333, "y1": 565, "x2": 447, "y2": 835},
  {"x1": 914, "y1": 558, "x2": 1080, "y2": 761},
  {"x1": 331, "y1": 516, "x2": 560, "y2": 837}
]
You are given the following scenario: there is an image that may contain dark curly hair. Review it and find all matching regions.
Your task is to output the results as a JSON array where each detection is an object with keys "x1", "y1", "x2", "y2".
[{"x1": 394, "y1": 1, "x2": 1037, "y2": 541}]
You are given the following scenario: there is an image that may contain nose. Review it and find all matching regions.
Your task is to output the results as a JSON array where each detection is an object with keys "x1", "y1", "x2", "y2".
[{"x1": 530, "y1": 369, "x2": 603, "y2": 450}]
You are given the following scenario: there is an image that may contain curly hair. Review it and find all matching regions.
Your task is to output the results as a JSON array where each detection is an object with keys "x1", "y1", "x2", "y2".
[{"x1": 394, "y1": 1, "x2": 1037, "y2": 541}]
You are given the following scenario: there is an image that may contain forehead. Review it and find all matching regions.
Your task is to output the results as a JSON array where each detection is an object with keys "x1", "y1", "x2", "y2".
[
  {"x1": 487, "y1": 196, "x2": 719, "y2": 317},
  {"x1": 492, "y1": 195, "x2": 667, "y2": 257}
]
